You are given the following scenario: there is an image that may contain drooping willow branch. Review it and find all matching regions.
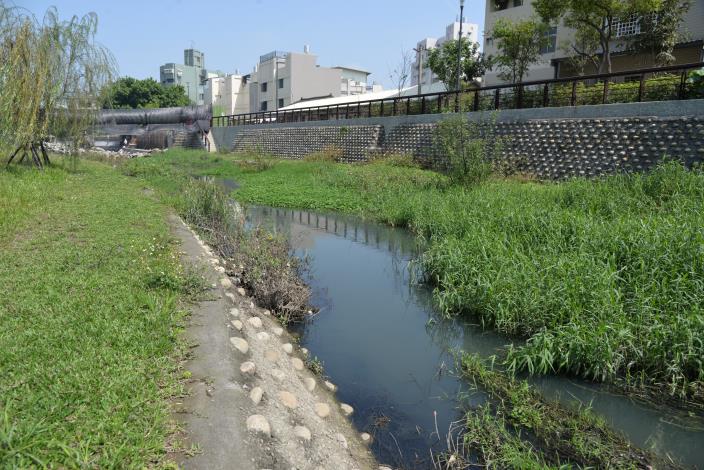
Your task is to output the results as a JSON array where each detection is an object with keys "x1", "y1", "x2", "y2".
[{"x1": 0, "y1": 2, "x2": 116, "y2": 167}]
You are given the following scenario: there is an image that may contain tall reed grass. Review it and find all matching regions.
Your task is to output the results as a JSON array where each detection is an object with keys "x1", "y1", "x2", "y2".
[{"x1": 420, "y1": 161, "x2": 704, "y2": 398}]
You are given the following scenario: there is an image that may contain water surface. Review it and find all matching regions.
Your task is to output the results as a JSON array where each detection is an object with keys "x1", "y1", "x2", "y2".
[{"x1": 245, "y1": 205, "x2": 704, "y2": 469}]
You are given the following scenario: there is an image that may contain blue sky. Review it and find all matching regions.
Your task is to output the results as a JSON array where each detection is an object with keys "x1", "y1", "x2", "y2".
[{"x1": 16, "y1": 0, "x2": 486, "y2": 88}]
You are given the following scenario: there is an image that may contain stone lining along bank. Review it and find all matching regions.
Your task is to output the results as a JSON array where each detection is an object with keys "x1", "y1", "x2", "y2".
[{"x1": 211, "y1": 99, "x2": 704, "y2": 180}]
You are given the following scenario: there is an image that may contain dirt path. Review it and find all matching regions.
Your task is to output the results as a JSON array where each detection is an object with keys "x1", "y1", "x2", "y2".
[{"x1": 169, "y1": 215, "x2": 377, "y2": 470}]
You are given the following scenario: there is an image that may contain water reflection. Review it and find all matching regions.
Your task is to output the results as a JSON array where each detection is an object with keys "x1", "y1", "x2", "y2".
[{"x1": 244, "y1": 205, "x2": 704, "y2": 469}]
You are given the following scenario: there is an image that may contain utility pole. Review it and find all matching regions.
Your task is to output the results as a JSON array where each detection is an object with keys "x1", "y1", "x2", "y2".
[
  {"x1": 413, "y1": 45, "x2": 425, "y2": 96},
  {"x1": 456, "y1": 0, "x2": 465, "y2": 92}
]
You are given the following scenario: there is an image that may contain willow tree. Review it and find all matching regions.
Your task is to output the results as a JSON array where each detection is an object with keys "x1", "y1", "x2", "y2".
[{"x1": 0, "y1": 3, "x2": 115, "y2": 168}]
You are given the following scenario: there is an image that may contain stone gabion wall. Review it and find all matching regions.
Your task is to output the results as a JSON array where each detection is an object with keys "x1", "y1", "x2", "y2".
[
  {"x1": 226, "y1": 116, "x2": 704, "y2": 179},
  {"x1": 232, "y1": 125, "x2": 384, "y2": 162},
  {"x1": 382, "y1": 117, "x2": 704, "y2": 179}
]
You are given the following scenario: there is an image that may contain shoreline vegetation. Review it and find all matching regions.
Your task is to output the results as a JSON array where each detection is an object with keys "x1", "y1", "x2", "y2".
[
  {"x1": 3, "y1": 146, "x2": 700, "y2": 468},
  {"x1": 121, "y1": 147, "x2": 702, "y2": 468},
  {"x1": 122, "y1": 149, "x2": 704, "y2": 410}
]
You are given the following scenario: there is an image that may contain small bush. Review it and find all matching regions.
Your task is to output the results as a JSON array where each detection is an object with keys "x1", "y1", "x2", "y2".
[
  {"x1": 303, "y1": 146, "x2": 342, "y2": 163},
  {"x1": 433, "y1": 115, "x2": 496, "y2": 186},
  {"x1": 236, "y1": 151, "x2": 276, "y2": 173},
  {"x1": 370, "y1": 152, "x2": 420, "y2": 168},
  {"x1": 686, "y1": 67, "x2": 704, "y2": 98}
]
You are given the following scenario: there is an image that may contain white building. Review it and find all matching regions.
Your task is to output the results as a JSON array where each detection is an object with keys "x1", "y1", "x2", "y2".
[
  {"x1": 248, "y1": 47, "x2": 382, "y2": 112},
  {"x1": 333, "y1": 66, "x2": 383, "y2": 96},
  {"x1": 411, "y1": 21, "x2": 480, "y2": 92},
  {"x1": 205, "y1": 74, "x2": 251, "y2": 116}
]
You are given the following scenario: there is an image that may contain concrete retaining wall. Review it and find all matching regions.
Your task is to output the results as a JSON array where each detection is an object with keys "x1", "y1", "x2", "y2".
[{"x1": 211, "y1": 100, "x2": 704, "y2": 179}]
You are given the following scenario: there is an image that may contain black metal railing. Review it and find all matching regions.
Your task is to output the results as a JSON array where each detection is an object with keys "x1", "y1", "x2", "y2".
[{"x1": 211, "y1": 62, "x2": 704, "y2": 127}]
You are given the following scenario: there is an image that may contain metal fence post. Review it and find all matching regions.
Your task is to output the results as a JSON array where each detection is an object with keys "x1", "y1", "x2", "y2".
[
  {"x1": 638, "y1": 74, "x2": 645, "y2": 102},
  {"x1": 473, "y1": 91, "x2": 479, "y2": 112},
  {"x1": 678, "y1": 70, "x2": 687, "y2": 99},
  {"x1": 517, "y1": 85, "x2": 524, "y2": 109},
  {"x1": 494, "y1": 89, "x2": 500, "y2": 110},
  {"x1": 542, "y1": 83, "x2": 550, "y2": 107},
  {"x1": 421, "y1": 96, "x2": 426, "y2": 114}
]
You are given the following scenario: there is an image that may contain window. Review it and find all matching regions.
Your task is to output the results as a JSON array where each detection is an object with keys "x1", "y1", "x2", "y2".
[
  {"x1": 165, "y1": 78, "x2": 174, "y2": 83},
  {"x1": 540, "y1": 26, "x2": 557, "y2": 54},
  {"x1": 492, "y1": 0, "x2": 522, "y2": 10},
  {"x1": 612, "y1": 15, "x2": 644, "y2": 38},
  {"x1": 261, "y1": 82, "x2": 268, "y2": 92},
  {"x1": 278, "y1": 98, "x2": 284, "y2": 108},
  {"x1": 261, "y1": 101, "x2": 268, "y2": 111},
  {"x1": 278, "y1": 78, "x2": 284, "y2": 89}
]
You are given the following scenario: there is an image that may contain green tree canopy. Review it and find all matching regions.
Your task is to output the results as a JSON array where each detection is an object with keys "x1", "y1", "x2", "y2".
[
  {"x1": 629, "y1": 0, "x2": 691, "y2": 67},
  {"x1": 533, "y1": 0, "x2": 662, "y2": 74},
  {"x1": 0, "y1": 2, "x2": 115, "y2": 165},
  {"x1": 427, "y1": 39, "x2": 492, "y2": 90},
  {"x1": 101, "y1": 77, "x2": 191, "y2": 109},
  {"x1": 490, "y1": 18, "x2": 550, "y2": 83}
]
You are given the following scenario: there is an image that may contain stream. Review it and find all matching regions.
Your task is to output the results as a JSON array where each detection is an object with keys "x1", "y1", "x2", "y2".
[{"x1": 242, "y1": 203, "x2": 703, "y2": 469}]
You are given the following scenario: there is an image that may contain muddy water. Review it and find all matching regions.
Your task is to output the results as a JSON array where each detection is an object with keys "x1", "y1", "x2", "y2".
[{"x1": 244, "y1": 205, "x2": 704, "y2": 469}]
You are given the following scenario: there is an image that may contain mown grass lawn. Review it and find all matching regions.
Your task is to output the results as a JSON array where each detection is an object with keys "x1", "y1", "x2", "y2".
[
  {"x1": 0, "y1": 159, "x2": 197, "y2": 467},
  {"x1": 124, "y1": 150, "x2": 704, "y2": 404}
]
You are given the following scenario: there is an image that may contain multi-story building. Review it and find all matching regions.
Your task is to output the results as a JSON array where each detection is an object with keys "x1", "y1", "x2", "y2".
[
  {"x1": 411, "y1": 21, "x2": 480, "y2": 92},
  {"x1": 205, "y1": 74, "x2": 251, "y2": 116},
  {"x1": 248, "y1": 47, "x2": 379, "y2": 112},
  {"x1": 160, "y1": 48, "x2": 223, "y2": 105},
  {"x1": 482, "y1": 0, "x2": 704, "y2": 85},
  {"x1": 333, "y1": 66, "x2": 380, "y2": 96}
]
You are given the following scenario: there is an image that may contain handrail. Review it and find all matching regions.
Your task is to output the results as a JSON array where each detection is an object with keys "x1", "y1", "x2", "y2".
[{"x1": 212, "y1": 62, "x2": 704, "y2": 127}]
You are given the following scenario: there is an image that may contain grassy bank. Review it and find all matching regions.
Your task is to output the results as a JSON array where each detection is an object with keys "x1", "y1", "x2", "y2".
[
  {"x1": 456, "y1": 354, "x2": 677, "y2": 469},
  {"x1": 0, "y1": 160, "x2": 200, "y2": 467},
  {"x1": 123, "y1": 150, "x2": 704, "y2": 405}
]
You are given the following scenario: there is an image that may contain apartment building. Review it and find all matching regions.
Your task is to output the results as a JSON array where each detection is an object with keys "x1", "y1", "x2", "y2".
[
  {"x1": 334, "y1": 66, "x2": 383, "y2": 96},
  {"x1": 248, "y1": 47, "x2": 379, "y2": 112},
  {"x1": 483, "y1": 0, "x2": 704, "y2": 85},
  {"x1": 205, "y1": 74, "x2": 251, "y2": 116},
  {"x1": 411, "y1": 21, "x2": 480, "y2": 92},
  {"x1": 159, "y1": 48, "x2": 223, "y2": 105}
]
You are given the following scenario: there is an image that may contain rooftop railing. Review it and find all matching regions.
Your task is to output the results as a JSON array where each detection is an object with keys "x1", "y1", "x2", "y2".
[{"x1": 211, "y1": 62, "x2": 704, "y2": 128}]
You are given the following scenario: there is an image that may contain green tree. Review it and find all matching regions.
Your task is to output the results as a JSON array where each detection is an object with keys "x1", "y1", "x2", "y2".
[
  {"x1": 533, "y1": 0, "x2": 662, "y2": 74},
  {"x1": 629, "y1": 0, "x2": 691, "y2": 67},
  {"x1": 427, "y1": 39, "x2": 492, "y2": 90},
  {"x1": 560, "y1": 27, "x2": 601, "y2": 76},
  {"x1": 101, "y1": 77, "x2": 190, "y2": 109},
  {"x1": 490, "y1": 18, "x2": 550, "y2": 83},
  {"x1": 0, "y1": 3, "x2": 115, "y2": 166}
]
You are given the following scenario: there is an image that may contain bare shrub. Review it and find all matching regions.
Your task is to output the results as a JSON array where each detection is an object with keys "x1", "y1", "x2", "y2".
[
  {"x1": 180, "y1": 179, "x2": 311, "y2": 322},
  {"x1": 303, "y1": 146, "x2": 343, "y2": 163}
]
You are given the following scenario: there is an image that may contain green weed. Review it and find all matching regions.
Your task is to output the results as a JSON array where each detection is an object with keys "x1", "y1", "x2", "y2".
[
  {"x1": 0, "y1": 159, "x2": 193, "y2": 467},
  {"x1": 124, "y1": 149, "x2": 704, "y2": 404}
]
